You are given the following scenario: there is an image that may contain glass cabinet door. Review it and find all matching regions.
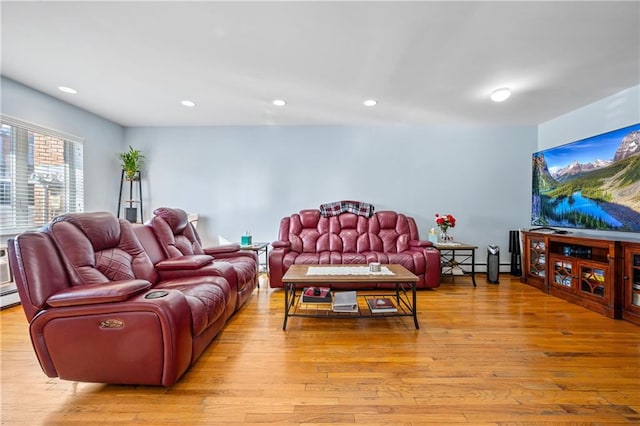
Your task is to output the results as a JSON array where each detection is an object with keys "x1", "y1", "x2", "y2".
[
  {"x1": 529, "y1": 239, "x2": 546, "y2": 278},
  {"x1": 580, "y1": 265, "x2": 606, "y2": 298},
  {"x1": 632, "y1": 254, "x2": 640, "y2": 308},
  {"x1": 552, "y1": 259, "x2": 573, "y2": 288}
]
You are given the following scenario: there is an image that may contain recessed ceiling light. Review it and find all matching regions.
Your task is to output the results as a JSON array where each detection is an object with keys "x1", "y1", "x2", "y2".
[
  {"x1": 181, "y1": 100, "x2": 196, "y2": 107},
  {"x1": 363, "y1": 99, "x2": 378, "y2": 107},
  {"x1": 272, "y1": 99, "x2": 286, "y2": 107},
  {"x1": 490, "y1": 88, "x2": 511, "y2": 102},
  {"x1": 58, "y1": 86, "x2": 77, "y2": 94}
]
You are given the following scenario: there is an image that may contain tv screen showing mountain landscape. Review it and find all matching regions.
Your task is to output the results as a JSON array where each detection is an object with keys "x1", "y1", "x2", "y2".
[{"x1": 532, "y1": 123, "x2": 640, "y2": 232}]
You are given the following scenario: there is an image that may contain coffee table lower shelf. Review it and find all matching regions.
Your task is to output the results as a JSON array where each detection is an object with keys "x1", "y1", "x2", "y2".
[{"x1": 283, "y1": 285, "x2": 419, "y2": 330}]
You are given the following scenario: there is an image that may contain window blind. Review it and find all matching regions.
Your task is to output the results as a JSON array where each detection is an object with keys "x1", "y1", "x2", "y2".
[{"x1": 0, "y1": 115, "x2": 84, "y2": 234}]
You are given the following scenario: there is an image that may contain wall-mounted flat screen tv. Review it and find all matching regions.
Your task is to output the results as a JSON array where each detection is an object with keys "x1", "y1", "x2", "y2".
[{"x1": 532, "y1": 123, "x2": 640, "y2": 232}]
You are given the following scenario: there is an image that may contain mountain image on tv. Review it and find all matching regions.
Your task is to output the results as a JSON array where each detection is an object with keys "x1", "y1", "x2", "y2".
[{"x1": 532, "y1": 123, "x2": 640, "y2": 232}]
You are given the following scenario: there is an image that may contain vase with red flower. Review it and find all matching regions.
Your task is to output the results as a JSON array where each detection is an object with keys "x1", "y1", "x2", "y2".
[{"x1": 435, "y1": 213, "x2": 456, "y2": 243}]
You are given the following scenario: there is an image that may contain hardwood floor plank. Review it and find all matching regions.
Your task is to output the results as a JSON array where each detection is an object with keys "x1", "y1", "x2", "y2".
[{"x1": 2, "y1": 275, "x2": 639, "y2": 424}]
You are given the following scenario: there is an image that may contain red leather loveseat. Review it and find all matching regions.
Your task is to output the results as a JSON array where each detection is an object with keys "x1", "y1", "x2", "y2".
[
  {"x1": 268, "y1": 209, "x2": 440, "y2": 288},
  {"x1": 8, "y1": 209, "x2": 257, "y2": 386}
]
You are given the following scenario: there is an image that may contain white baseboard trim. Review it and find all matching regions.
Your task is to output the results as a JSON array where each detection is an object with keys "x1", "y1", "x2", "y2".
[{"x1": 458, "y1": 263, "x2": 517, "y2": 274}]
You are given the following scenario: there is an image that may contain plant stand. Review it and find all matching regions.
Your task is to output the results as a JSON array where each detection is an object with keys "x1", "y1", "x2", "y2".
[{"x1": 117, "y1": 170, "x2": 143, "y2": 223}]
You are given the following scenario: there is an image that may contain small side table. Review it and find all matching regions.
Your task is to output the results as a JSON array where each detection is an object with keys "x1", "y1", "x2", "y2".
[
  {"x1": 434, "y1": 242, "x2": 477, "y2": 287},
  {"x1": 240, "y1": 242, "x2": 269, "y2": 273}
]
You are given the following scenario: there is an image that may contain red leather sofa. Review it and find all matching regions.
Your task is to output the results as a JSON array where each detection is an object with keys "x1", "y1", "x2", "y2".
[
  {"x1": 7, "y1": 209, "x2": 258, "y2": 386},
  {"x1": 268, "y1": 209, "x2": 441, "y2": 288}
]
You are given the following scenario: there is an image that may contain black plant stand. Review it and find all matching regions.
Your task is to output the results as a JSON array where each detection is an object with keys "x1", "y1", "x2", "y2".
[{"x1": 117, "y1": 170, "x2": 143, "y2": 223}]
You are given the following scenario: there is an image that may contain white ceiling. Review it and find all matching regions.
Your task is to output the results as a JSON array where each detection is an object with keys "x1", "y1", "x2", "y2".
[{"x1": 1, "y1": 1, "x2": 639, "y2": 127}]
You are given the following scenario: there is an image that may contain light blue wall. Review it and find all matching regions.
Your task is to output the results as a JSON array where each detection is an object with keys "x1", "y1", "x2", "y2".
[
  {"x1": 539, "y1": 85, "x2": 640, "y2": 150},
  {"x1": 537, "y1": 85, "x2": 640, "y2": 238},
  {"x1": 125, "y1": 125, "x2": 536, "y2": 260},
  {"x1": 1, "y1": 77, "x2": 124, "y2": 218}
]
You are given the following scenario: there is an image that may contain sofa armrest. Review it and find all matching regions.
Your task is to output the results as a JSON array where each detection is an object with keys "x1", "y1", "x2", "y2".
[
  {"x1": 32, "y1": 288, "x2": 193, "y2": 386},
  {"x1": 155, "y1": 255, "x2": 214, "y2": 270},
  {"x1": 203, "y1": 243, "x2": 241, "y2": 255},
  {"x1": 271, "y1": 241, "x2": 290, "y2": 249},
  {"x1": 410, "y1": 240, "x2": 434, "y2": 248},
  {"x1": 268, "y1": 243, "x2": 289, "y2": 288},
  {"x1": 422, "y1": 246, "x2": 441, "y2": 288},
  {"x1": 46, "y1": 280, "x2": 152, "y2": 308}
]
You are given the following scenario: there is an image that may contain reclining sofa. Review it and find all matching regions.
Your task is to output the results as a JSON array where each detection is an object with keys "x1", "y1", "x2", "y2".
[
  {"x1": 268, "y1": 209, "x2": 440, "y2": 288},
  {"x1": 7, "y1": 208, "x2": 258, "y2": 386}
]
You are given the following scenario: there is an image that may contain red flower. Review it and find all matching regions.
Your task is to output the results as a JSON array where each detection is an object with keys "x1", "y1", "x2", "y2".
[{"x1": 435, "y1": 213, "x2": 456, "y2": 231}]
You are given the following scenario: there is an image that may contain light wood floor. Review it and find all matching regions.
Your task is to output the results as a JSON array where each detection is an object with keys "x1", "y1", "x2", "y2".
[{"x1": 1, "y1": 274, "x2": 639, "y2": 425}]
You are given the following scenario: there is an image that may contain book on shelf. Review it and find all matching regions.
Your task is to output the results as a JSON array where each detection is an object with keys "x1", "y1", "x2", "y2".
[
  {"x1": 301, "y1": 286, "x2": 332, "y2": 303},
  {"x1": 367, "y1": 297, "x2": 398, "y2": 313},
  {"x1": 332, "y1": 291, "x2": 358, "y2": 313}
]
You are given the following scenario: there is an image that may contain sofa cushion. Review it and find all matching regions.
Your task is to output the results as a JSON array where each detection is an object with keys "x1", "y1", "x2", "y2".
[
  {"x1": 222, "y1": 257, "x2": 258, "y2": 288},
  {"x1": 153, "y1": 207, "x2": 189, "y2": 234},
  {"x1": 339, "y1": 252, "x2": 368, "y2": 264},
  {"x1": 151, "y1": 208, "x2": 204, "y2": 257},
  {"x1": 48, "y1": 212, "x2": 158, "y2": 286},
  {"x1": 373, "y1": 252, "x2": 420, "y2": 272},
  {"x1": 52, "y1": 211, "x2": 121, "y2": 252},
  {"x1": 289, "y1": 252, "x2": 321, "y2": 265},
  {"x1": 155, "y1": 278, "x2": 228, "y2": 336}
]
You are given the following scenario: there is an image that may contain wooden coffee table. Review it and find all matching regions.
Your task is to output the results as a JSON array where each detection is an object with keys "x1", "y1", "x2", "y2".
[{"x1": 281, "y1": 264, "x2": 419, "y2": 330}]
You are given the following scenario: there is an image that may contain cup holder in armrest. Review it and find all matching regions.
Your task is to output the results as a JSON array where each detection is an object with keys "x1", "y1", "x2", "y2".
[{"x1": 145, "y1": 290, "x2": 169, "y2": 299}]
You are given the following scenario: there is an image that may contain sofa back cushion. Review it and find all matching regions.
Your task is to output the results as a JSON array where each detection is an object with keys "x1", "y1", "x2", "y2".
[
  {"x1": 371, "y1": 211, "x2": 413, "y2": 253},
  {"x1": 47, "y1": 212, "x2": 158, "y2": 286},
  {"x1": 151, "y1": 207, "x2": 204, "y2": 258},
  {"x1": 286, "y1": 210, "x2": 328, "y2": 253},
  {"x1": 280, "y1": 209, "x2": 419, "y2": 254}
]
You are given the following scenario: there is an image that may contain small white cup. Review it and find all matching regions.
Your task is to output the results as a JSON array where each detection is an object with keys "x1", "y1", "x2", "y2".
[{"x1": 369, "y1": 262, "x2": 381, "y2": 272}]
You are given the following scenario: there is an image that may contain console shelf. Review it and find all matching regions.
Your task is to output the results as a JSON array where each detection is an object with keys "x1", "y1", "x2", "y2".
[{"x1": 521, "y1": 231, "x2": 640, "y2": 323}]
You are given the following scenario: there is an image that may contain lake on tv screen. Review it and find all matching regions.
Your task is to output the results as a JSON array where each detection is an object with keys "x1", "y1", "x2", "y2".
[{"x1": 531, "y1": 123, "x2": 640, "y2": 232}]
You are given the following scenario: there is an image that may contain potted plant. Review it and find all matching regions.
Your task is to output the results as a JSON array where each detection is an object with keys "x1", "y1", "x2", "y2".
[
  {"x1": 118, "y1": 146, "x2": 145, "y2": 181},
  {"x1": 117, "y1": 146, "x2": 145, "y2": 222}
]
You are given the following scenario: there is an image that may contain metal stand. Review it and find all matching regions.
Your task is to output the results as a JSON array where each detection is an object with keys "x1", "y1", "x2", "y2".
[{"x1": 116, "y1": 170, "x2": 143, "y2": 223}]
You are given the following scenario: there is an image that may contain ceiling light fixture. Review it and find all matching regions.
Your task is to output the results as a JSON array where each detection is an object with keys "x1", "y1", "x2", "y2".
[
  {"x1": 181, "y1": 100, "x2": 196, "y2": 107},
  {"x1": 490, "y1": 88, "x2": 511, "y2": 102},
  {"x1": 272, "y1": 99, "x2": 286, "y2": 106},
  {"x1": 363, "y1": 99, "x2": 378, "y2": 107},
  {"x1": 58, "y1": 86, "x2": 77, "y2": 94}
]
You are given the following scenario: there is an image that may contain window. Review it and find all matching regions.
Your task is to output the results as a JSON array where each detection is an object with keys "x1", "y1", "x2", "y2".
[{"x1": 0, "y1": 115, "x2": 84, "y2": 234}]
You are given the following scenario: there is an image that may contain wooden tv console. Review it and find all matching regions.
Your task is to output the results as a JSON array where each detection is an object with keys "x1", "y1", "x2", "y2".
[{"x1": 520, "y1": 230, "x2": 640, "y2": 325}]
